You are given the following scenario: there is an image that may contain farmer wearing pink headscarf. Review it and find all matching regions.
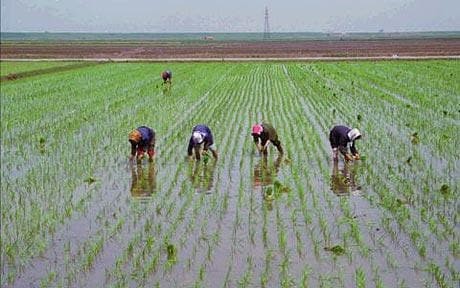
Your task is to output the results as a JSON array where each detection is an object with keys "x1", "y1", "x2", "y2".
[{"x1": 251, "y1": 122, "x2": 283, "y2": 156}]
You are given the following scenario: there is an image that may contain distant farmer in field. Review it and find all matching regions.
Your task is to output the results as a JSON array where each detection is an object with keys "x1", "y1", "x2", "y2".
[
  {"x1": 187, "y1": 124, "x2": 218, "y2": 161},
  {"x1": 251, "y1": 122, "x2": 284, "y2": 156},
  {"x1": 329, "y1": 125, "x2": 361, "y2": 162},
  {"x1": 129, "y1": 126, "x2": 156, "y2": 162},
  {"x1": 161, "y1": 70, "x2": 172, "y2": 84}
]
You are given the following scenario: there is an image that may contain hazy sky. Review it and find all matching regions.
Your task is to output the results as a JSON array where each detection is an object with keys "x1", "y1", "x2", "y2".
[{"x1": 1, "y1": 0, "x2": 459, "y2": 33}]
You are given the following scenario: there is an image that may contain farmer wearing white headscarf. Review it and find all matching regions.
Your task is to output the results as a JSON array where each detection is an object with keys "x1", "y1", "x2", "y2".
[
  {"x1": 187, "y1": 124, "x2": 218, "y2": 161},
  {"x1": 329, "y1": 125, "x2": 362, "y2": 161}
]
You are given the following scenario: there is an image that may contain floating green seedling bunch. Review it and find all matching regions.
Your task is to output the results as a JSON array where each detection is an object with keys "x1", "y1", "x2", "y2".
[{"x1": 324, "y1": 245, "x2": 345, "y2": 256}]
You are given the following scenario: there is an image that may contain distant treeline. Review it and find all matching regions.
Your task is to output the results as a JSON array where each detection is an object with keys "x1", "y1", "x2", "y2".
[{"x1": 1, "y1": 31, "x2": 459, "y2": 42}]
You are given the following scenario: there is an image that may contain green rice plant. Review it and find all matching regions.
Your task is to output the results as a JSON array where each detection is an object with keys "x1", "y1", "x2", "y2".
[
  {"x1": 427, "y1": 262, "x2": 449, "y2": 288},
  {"x1": 355, "y1": 267, "x2": 366, "y2": 288},
  {"x1": 1, "y1": 60, "x2": 458, "y2": 287}
]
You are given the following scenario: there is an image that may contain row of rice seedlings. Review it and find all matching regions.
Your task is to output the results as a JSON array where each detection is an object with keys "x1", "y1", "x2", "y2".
[
  {"x1": 189, "y1": 63, "x2": 260, "y2": 283},
  {"x1": 264, "y1": 66, "x2": 328, "y2": 285},
  {"x1": 348, "y1": 71, "x2": 456, "y2": 251},
  {"x1": 104, "y1": 165, "x2": 189, "y2": 285},
  {"x1": 104, "y1": 64, "x2": 243, "y2": 286},
  {"x1": 94, "y1": 64, "x2": 237, "y2": 284},
  {"x1": 51, "y1": 215, "x2": 125, "y2": 287},
  {"x1": 11, "y1": 63, "x2": 184, "y2": 286},
  {"x1": 2, "y1": 62, "x2": 234, "y2": 284},
  {"x1": 274, "y1": 64, "x2": 352, "y2": 285},
  {"x1": 335, "y1": 61, "x2": 458, "y2": 171},
  {"x1": 286, "y1": 62, "x2": 421, "y2": 286},
  {"x1": 316, "y1": 63, "x2": 432, "y2": 276},
  {"x1": 318, "y1": 61, "x2": 458, "y2": 286},
  {"x1": 284, "y1": 64, "x2": 366, "y2": 282},
  {"x1": 296, "y1": 63, "x2": 412, "y2": 286},
  {"x1": 200, "y1": 64, "x2": 275, "y2": 286},
  {"x1": 1, "y1": 64, "x2": 154, "y2": 283},
  {"x1": 190, "y1": 64, "x2": 267, "y2": 286},
  {"x1": 252, "y1": 65, "x2": 299, "y2": 286},
  {"x1": 272, "y1": 91, "x2": 320, "y2": 269}
]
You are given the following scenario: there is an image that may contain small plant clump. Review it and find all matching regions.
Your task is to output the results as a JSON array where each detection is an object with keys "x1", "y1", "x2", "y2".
[
  {"x1": 324, "y1": 245, "x2": 345, "y2": 256},
  {"x1": 410, "y1": 132, "x2": 420, "y2": 144}
]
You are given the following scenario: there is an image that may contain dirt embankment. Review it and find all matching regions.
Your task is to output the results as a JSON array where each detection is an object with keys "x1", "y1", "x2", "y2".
[
  {"x1": 0, "y1": 62, "x2": 101, "y2": 82},
  {"x1": 1, "y1": 38, "x2": 459, "y2": 59}
]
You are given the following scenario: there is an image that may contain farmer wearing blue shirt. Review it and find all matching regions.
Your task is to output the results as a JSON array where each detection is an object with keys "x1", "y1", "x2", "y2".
[
  {"x1": 329, "y1": 125, "x2": 361, "y2": 162},
  {"x1": 187, "y1": 125, "x2": 218, "y2": 161},
  {"x1": 129, "y1": 126, "x2": 155, "y2": 162}
]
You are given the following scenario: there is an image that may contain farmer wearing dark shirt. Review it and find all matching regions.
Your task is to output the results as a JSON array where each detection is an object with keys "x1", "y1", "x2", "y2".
[
  {"x1": 161, "y1": 70, "x2": 172, "y2": 84},
  {"x1": 129, "y1": 126, "x2": 155, "y2": 162},
  {"x1": 187, "y1": 125, "x2": 218, "y2": 161},
  {"x1": 329, "y1": 125, "x2": 361, "y2": 162},
  {"x1": 251, "y1": 123, "x2": 284, "y2": 156}
]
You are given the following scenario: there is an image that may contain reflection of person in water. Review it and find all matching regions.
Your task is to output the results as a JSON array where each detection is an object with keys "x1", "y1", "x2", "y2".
[
  {"x1": 130, "y1": 162, "x2": 156, "y2": 198},
  {"x1": 189, "y1": 160, "x2": 216, "y2": 193},
  {"x1": 253, "y1": 154, "x2": 283, "y2": 188},
  {"x1": 330, "y1": 161, "x2": 361, "y2": 196}
]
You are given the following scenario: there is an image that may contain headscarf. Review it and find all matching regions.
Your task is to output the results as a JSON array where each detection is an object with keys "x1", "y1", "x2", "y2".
[
  {"x1": 192, "y1": 131, "x2": 204, "y2": 144},
  {"x1": 252, "y1": 124, "x2": 263, "y2": 135},
  {"x1": 347, "y1": 128, "x2": 361, "y2": 141},
  {"x1": 129, "y1": 129, "x2": 142, "y2": 143}
]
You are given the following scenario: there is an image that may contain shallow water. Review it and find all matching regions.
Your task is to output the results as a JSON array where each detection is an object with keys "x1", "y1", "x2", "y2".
[{"x1": 2, "y1": 61, "x2": 458, "y2": 288}]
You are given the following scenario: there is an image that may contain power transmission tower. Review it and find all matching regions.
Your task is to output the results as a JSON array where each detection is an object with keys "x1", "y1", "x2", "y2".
[{"x1": 264, "y1": 6, "x2": 270, "y2": 40}]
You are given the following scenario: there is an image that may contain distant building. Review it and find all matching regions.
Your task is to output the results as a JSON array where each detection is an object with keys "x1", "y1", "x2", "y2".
[{"x1": 202, "y1": 35, "x2": 214, "y2": 40}]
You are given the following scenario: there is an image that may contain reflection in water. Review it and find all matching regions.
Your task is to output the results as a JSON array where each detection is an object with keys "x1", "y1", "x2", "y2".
[
  {"x1": 162, "y1": 86, "x2": 171, "y2": 96},
  {"x1": 253, "y1": 154, "x2": 283, "y2": 188},
  {"x1": 253, "y1": 155, "x2": 283, "y2": 211},
  {"x1": 130, "y1": 162, "x2": 157, "y2": 198},
  {"x1": 330, "y1": 161, "x2": 361, "y2": 196},
  {"x1": 188, "y1": 160, "x2": 216, "y2": 193}
]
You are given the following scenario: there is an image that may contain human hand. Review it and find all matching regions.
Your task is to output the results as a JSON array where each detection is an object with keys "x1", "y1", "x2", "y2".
[
  {"x1": 353, "y1": 153, "x2": 360, "y2": 160},
  {"x1": 345, "y1": 154, "x2": 353, "y2": 162}
]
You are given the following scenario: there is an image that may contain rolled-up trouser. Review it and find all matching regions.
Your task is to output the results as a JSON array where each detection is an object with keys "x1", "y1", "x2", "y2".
[
  {"x1": 137, "y1": 145, "x2": 155, "y2": 158},
  {"x1": 332, "y1": 148, "x2": 339, "y2": 160}
]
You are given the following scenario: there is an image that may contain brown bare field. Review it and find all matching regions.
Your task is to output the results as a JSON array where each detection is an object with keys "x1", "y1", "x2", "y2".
[{"x1": 1, "y1": 38, "x2": 459, "y2": 59}]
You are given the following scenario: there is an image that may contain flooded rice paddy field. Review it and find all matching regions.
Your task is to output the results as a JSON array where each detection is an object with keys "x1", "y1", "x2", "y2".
[{"x1": 1, "y1": 60, "x2": 459, "y2": 287}]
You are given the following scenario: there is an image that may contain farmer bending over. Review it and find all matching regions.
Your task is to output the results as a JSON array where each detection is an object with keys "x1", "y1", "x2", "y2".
[
  {"x1": 329, "y1": 125, "x2": 361, "y2": 162},
  {"x1": 161, "y1": 70, "x2": 172, "y2": 84},
  {"x1": 251, "y1": 123, "x2": 284, "y2": 156},
  {"x1": 187, "y1": 125, "x2": 218, "y2": 161},
  {"x1": 129, "y1": 126, "x2": 156, "y2": 162}
]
